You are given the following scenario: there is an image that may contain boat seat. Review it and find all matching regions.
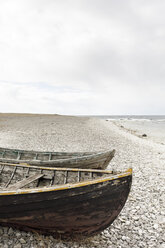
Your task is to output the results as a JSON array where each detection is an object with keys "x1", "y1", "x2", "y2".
[{"x1": 7, "y1": 173, "x2": 44, "y2": 191}]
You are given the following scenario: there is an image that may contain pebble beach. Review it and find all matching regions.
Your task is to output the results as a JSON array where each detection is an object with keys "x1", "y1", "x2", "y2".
[{"x1": 0, "y1": 113, "x2": 164, "y2": 248}]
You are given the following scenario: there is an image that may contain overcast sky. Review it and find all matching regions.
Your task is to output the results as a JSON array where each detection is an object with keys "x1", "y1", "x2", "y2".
[{"x1": 0, "y1": 0, "x2": 165, "y2": 115}]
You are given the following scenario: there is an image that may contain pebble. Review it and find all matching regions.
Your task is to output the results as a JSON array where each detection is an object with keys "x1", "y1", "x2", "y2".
[
  {"x1": 3, "y1": 245, "x2": 9, "y2": 248},
  {"x1": 19, "y1": 238, "x2": 26, "y2": 244},
  {"x1": 8, "y1": 227, "x2": 14, "y2": 235},
  {"x1": 159, "y1": 244, "x2": 165, "y2": 248},
  {"x1": 153, "y1": 224, "x2": 159, "y2": 229},
  {"x1": 138, "y1": 230, "x2": 142, "y2": 236},
  {"x1": 16, "y1": 232, "x2": 22, "y2": 238}
]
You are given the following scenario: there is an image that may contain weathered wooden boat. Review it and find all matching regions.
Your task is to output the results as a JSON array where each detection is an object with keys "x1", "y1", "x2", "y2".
[
  {"x1": 0, "y1": 147, "x2": 115, "y2": 169},
  {"x1": 0, "y1": 162, "x2": 132, "y2": 238}
]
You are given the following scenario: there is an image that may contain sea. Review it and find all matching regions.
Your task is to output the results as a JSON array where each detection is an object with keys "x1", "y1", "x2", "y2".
[{"x1": 89, "y1": 115, "x2": 165, "y2": 145}]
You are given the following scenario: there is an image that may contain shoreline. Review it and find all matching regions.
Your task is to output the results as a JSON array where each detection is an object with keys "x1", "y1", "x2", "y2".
[
  {"x1": 104, "y1": 120, "x2": 165, "y2": 153},
  {"x1": 0, "y1": 114, "x2": 164, "y2": 248}
]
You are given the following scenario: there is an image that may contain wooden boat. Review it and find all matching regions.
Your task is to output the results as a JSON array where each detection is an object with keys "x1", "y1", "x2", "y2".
[
  {"x1": 0, "y1": 147, "x2": 115, "y2": 169},
  {"x1": 0, "y1": 162, "x2": 132, "y2": 238}
]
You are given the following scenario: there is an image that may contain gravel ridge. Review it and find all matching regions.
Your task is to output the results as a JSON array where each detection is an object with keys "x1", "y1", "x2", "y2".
[{"x1": 0, "y1": 114, "x2": 164, "y2": 248}]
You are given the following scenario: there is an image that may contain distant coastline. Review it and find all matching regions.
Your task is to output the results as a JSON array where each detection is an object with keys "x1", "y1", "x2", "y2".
[{"x1": 78, "y1": 115, "x2": 165, "y2": 120}]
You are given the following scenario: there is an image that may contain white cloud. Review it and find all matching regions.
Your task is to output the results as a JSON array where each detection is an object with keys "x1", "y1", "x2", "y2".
[
  {"x1": 0, "y1": 81, "x2": 93, "y2": 114},
  {"x1": 0, "y1": 0, "x2": 164, "y2": 114},
  {"x1": 0, "y1": 80, "x2": 164, "y2": 115}
]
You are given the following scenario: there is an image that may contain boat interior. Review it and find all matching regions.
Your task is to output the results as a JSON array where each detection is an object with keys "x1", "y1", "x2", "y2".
[{"x1": 0, "y1": 162, "x2": 116, "y2": 191}]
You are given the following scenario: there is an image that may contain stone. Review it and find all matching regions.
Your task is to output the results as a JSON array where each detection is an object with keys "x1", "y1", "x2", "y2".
[
  {"x1": 13, "y1": 245, "x2": 22, "y2": 248},
  {"x1": 159, "y1": 244, "x2": 165, "y2": 248},
  {"x1": 39, "y1": 241, "x2": 45, "y2": 247},
  {"x1": 8, "y1": 228, "x2": 14, "y2": 235},
  {"x1": 122, "y1": 236, "x2": 127, "y2": 241},
  {"x1": 153, "y1": 224, "x2": 158, "y2": 229},
  {"x1": 19, "y1": 238, "x2": 26, "y2": 244},
  {"x1": 3, "y1": 245, "x2": 9, "y2": 248},
  {"x1": 138, "y1": 229, "x2": 143, "y2": 236},
  {"x1": 15, "y1": 232, "x2": 21, "y2": 238}
]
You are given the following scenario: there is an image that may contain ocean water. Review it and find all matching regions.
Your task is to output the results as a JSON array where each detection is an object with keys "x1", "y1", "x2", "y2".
[
  {"x1": 90, "y1": 115, "x2": 165, "y2": 120},
  {"x1": 92, "y1": 115, "x2": 165, "y2": 145}
]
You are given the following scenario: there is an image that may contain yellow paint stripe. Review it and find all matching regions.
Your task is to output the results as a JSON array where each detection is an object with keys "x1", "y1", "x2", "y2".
[{"x1": 0, "y1": 169, "x2": 132, "y2": 196}]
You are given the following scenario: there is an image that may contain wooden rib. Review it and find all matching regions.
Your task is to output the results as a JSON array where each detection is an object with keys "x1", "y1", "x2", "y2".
[
  {"x1": 36, "y1": 169, "x2": 43, "y2": 187},
  {"x1": 1, "y1": 151, "x2": 5, "y2": 158},
  {"x1": 64, "y1": 171, "x2": 68, "y2": 184},
  {"x1": 50, "y1": 171, "x2": 56, "y2": 186},
  {"x1": 35, "y1": 153, "x2": 38, "y2": 160},
  {"x1": 17, "y1": 152, "x2": 21, "y2": 160},
  {"x1": 0, "y1": 165, "x2": 5, "y2": 175},
  {"x1": 7, "y1": 174, "x2": 44, "y2": 190},
  {"x1": 25, "y1": 167, "x2": 30, "y2": 178},
  {"x1": 77, "y1": 171, "x2": 81, "y2": 182},
  {"x1": 5, "y1": 167, "x2": 17, "y2": 188},
  {"x1": 49, "y1": 153, "x2": 52, "y2": 161}
]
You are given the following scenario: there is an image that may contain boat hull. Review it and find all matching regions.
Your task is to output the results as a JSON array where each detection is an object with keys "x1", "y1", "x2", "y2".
[
  {"x1": 0, "y1": 174, "x2": 132, "y2": 238},
  {"x1": 0, "y1": 148, "x2": 115, "y2": 169}
]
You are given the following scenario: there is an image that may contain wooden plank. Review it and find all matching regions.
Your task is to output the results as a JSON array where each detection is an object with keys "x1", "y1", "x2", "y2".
[
  {"x1": 0, "y1": 161, "x2": 114, "y2": 174},
  {"x1": 5, "y1": 167, "x2": 17, "y2": 188},
  {"x1": 7, "y1": 174, "x2": 44, "y2": 190}
]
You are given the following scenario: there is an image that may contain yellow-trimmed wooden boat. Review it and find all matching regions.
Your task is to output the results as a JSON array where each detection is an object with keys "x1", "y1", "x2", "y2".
[{"x1": 0, "y1": 162, "x2": 132, "y2": 238}]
